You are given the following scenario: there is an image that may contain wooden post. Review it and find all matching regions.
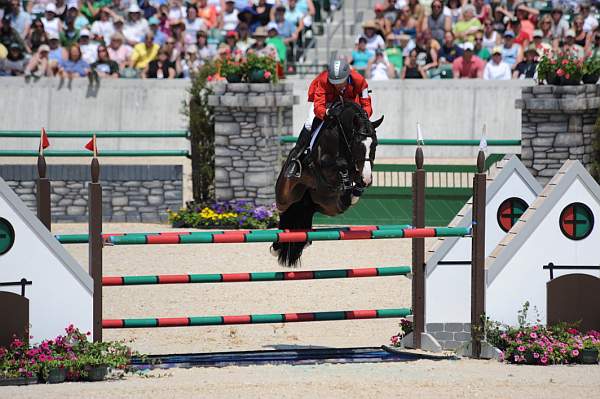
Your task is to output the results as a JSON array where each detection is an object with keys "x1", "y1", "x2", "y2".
[
  {"x1": 412, "y1": 147, "x2": 425, "y2": 349},
  {"x1": 471, "y1": 150, "x2": 486, "y2": 358},
  {"x1": 89, "y1": 157, "x2": 103, "y2": 342},
  {"x1": 36, "y1": 155, "x2": 51, "y2": 231}
]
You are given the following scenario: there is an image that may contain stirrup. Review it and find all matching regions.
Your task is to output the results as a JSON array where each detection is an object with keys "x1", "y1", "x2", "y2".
[
  {"x1": 340, "y1": 170, "x2": 352, "y2": 191},
  {"x1": 286, "y1": 159, "x2": 302, "y2": 178}
]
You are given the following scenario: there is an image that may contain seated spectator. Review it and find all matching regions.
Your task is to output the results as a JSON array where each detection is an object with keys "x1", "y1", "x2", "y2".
[
  {"x1": 484, "y1": 46, "x2": 512, "y2": 80},
  {"x1": 26, "y1": 17, "x2": 47, "y2": 53},
  {"x1": 401, "y1": 48, "x2": 427, "y2": 79},
  {"x1": 27, "y1": 0, "x2": 49, "y2": 18},
  {"x1": 236, "y1": 22, "x2": 256, "y2": 53},
  {"x1": 131, "y1": 32, "x2": 159, "y2": 69},
  {"x1": 590, "y1": 30, "x2": 600, "y2": 59},
  {"x1": 220, "y1": 0, "x2": 239, "y2": 32},
  {"x1": 58, "y1": 44, "x2": 90, "y2": 78},
  {"x1": 238, "y1": 7, "x2": 259, "y2": 33},
  {"x1": 196, "y1": 30, "x2": 217, "y2": 65},
  {"x1": 537, "y1": 14, "x2": 555, "y2": 46},
  {"x1": 224, "y1": 30, "x2": 240, "y2": 53},
  {"x1": 532, "y1": 30, "x2": 552, "y2": 57},
  {"x1": 79, "y1": 29, "x2": 98, "y2": 65},
  {"x1": 452, "y1": 42, "x2": 484, "y2": 78},
  {"x1": 384, "y1": 34, "x2": 405, "y2": 75},
  {"x1": 422, "y1": 0, "x2": 450, "y2": 44},
  {"x1": 163, "y1": 36, "x2": 183, "y2": 76},
  {"x1": 9, "y1": 0, "x2": 32, "y2": 39},
  {"x1": 47, "y1": 32, "x2": 66, "y2": 74},
  {"x1": 453, "y1": 5, "x2": 481, "y2": 43},
  {"x1": 490, "y1": 6, "x2": 506, "y2": 34},
  {"x1": 65, "y1": 3, "x2": 89, "y2": 31},
  {"x1": 438, "y1": 31, "x2": 462, "y2": 64},
  {"x1": 1, "y1": 15, "x2": 27, "y2": 51},
  {"x1": 444, "y1": 0, "x2": 462, "y2": 26},
  {"x1": 139, "y1": 0, "x2": 158, "y2": 20},
  {"x1": 351, "y1": 37, "x2": 374, "y2": 74},
  {"x1": 284, "y1": 0, "x2": 305, "y2": 32},
  {"x1": 148, "y1": 17, "x2": 167, "y2": 46},
  {"x1": 580, "y1": 1, "x2": 598, "y2": 33},
  {"x1": 550, "y1": 6, "x2": 568, "y2": 40},
  {"x1": 41, "y1": 4, "x2": 62, "y2": 39},
  {"x1": 513, "y1": 44, "x2": 538, "y2": 79},
  {"x1": 474, "y1": 31, "x2": 490, "y2": 61},
  {"x1": 509, "y1": 18, "x2": 530, "y2": 48},
  {"x1": 374, "y1": 3, "x2": 392, "y2": 38},
  {"x1": 198, "y1": 0, "x2": 219, "y2": 29},
  {"x1": 472, "y1": 0, "x2": 491, "y2": 23},
  {"x1": 382, "y1": 0, "x2": 399, "y2": 22},
  {"x1": 367, "y1": 48, "x2": 395, "y2": 80},
  {"x1": 513, "y1": 3, "x2": 538, "y2": 39},
  {"x1": 272, "y1": 5, "x2": 298, "y2": 45},
  {"x1": 108, "y1": 32, "x2": 132, "y2": 71},
  {"x1": 572, "y1": 16, "x2": 588, "y2": 49},
  {"x1": 266, "y1": 23, "x2": 287, "y2": 63},
  {"x1": 60, "y1": 16, "x2": 80, "y2": 48},
  {"x1": 91, "y1": 45, "x2": 120, "y2": 78},
  {"x1": 359, "y1": 20, "x2": 385, "y2": 51},
  {"x1": 391, "y1": 7, "x2": 417, "y2": 39},
  {"x1": 24, "y1": 43, "x2": 50, "y2": 78},
  {"x1": 185, "y1": 6, "x2": 206, "y2": 41},
  {"x1": 91, "y1": 8, "x2": 115, "y2": 44},
  {"x1": 248, "y1": 26, "x2": 278, "y2": 58},
  {"x1": 252, "y1": 0, "x2": 272, "y2": 27},
  {"x1": 407, "y1": 0, "x2": 424, "y2": 23},
  {"x1": 123, "y1": 3, "x2": 149, "y2": 46},
  {"x1": 501, "y1": 30, "x2": 522, "y2": 69},
  {"x1": 414, "y1": 31, "x2": 439, "y2": 73},
  {"x1": 182, "y1": 44, "x2": 202, "y2": 78},
  {"x1": 0, "y1": 42, "x2": 28, "y2": 76},
  {"x1": 144, "y1": 48, "x2": 176, "y2": 79},
  {"x1": 168, "y1": 0, "x2": 186, "y2": 22},
  {"x1": 563, "y1": 30, "x2": 585, "y2": 59}
]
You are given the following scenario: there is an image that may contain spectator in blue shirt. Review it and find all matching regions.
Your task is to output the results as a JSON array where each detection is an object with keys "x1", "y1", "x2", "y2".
[
  {"x1": 438, "y1": 31, "x2": 463, "y2": 64},
  {"x1": 9, "y1": 0, "x2": 32, "y2": 39},
  {"x1": 272, "y1": 6, "x2": 296, "y2": 40},
  {"x1": 351, "y1": 37, "x2": 374, "y2": 74},
  {"x1": 59, "y1": 44, "x2": 90, "y2": 78}
]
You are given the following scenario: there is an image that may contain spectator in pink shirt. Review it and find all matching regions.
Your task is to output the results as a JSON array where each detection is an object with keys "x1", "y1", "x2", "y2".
[
  {"x1": 107, "y1": 32, "x2": 132, "y2": 70},
  {"x1": 452, "y1": 42, "x2": 484, "y2": 78}
]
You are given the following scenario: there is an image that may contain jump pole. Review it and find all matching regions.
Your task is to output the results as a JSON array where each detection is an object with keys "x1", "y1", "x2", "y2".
[
  {"x1": 89, "y1": 156, "x2": 103, "y2": 343},
  {"x1": 412, "y1": 146, "x2": 425, "y2": 349},
  {"x1": 36, "y1": 154, "x2": 51, "y2": 231}
]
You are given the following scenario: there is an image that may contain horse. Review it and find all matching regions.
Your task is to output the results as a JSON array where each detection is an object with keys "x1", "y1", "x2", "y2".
[{"x1": 272, "y1": 101, "x2": 384, "y2": 267}]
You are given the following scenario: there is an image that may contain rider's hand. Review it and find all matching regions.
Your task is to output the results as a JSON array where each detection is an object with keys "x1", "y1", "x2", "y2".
[{"x1": 327, "y1": 103, "x2": 343, "y2": 117}]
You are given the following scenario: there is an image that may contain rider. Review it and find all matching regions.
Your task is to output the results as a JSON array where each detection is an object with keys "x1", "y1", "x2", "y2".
[{"x1": 286, "y1": 55, "x2": 373, "y2": 178}]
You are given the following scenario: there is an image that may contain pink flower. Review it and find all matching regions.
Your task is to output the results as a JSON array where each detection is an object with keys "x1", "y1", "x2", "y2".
[
  {"x1": 561, "y1": 59, "x2": 569, "y2": 65},
  {"x1": 556, "y1": 68, "x2": 565, "y2": 77},
  {"x1": 567, "y1": 328, "x2": 579, "y2": 335},
  {"x1": 565, "y1": 73, "x2": 571, "y2": 79},
  {"x1": 530, "y1": 332, "x2": 538, "y2": 339},
  {"x1": 264, "y1": 71, "x2": 272, "y2": 79},
  {"x1": 541, "y1": 356, "x2": 548, "y2": 364},
  {"x1": 518, "y1": 345, "x2": 526, "y2": 352},
  {"x1": 572, "y1": 349, "x2": 579, "y2": 357},
  {"x1": 533, "y1": 352, "x2": 540, "y2": 359}
]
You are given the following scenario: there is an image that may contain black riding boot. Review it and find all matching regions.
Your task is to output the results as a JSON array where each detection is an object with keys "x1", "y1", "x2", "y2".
[{"x1": 286, "y1": 127, "x2": 312, "y2": 178}]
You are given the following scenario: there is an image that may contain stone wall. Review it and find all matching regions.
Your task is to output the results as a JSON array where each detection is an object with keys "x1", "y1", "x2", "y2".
[
  {"x1": 0, "y1": 165, "x2": 182, "y2": 223},
  {"x1": 517, "y1": 85, "x2": 599, "y2": 185},
  {"x1": 426, "y1": 322, "x2": 472, "y2": 350},
  {"x1": 208, "y1": 82, "x2": 296, "y2": 205}
]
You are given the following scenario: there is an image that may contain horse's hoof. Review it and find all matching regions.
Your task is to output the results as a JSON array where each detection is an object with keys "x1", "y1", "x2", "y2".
[
  {"x1": 269, "y1": 245, "x2": 279, "y2": 257},
  {"x1": 351, "y1": 195, "x2": 360, "y2": 206}
]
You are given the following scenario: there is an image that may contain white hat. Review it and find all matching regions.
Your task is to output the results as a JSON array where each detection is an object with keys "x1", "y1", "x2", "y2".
[
  {"x1": 566, "y1": 29, "x2": 575, "y2": 38},
  {"x1": 128, "y1": 3, "x2": 141, "y2": 13},
  {"x1": 186, "y1": 44, "x2": 198, "y2": 53},
  {"x1": 267, "y1": 22, "x2": 279, "y2": 34},
  {"x1": 45, "y1": 3, "x2": 57, "y2": 13},
  {"x1": 462, "y1": 42, "x2": 474, "y2": 51},
  {"x1": 80, "y1": 28, "x2": 91, "y2": 37},
  {"x1": 48, "y1": 31, "x2": 60, "y2": 40},
  {"x1": 67, "y1": 0, "x2": 78, "y2": 9}
]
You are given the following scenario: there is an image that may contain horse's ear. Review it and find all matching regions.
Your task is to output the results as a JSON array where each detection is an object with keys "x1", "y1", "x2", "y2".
[{"x1": 371, "y1": 116, "x2": 384, "y2": 129}]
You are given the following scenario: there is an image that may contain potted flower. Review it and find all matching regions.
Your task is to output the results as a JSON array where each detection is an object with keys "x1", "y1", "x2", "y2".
[
  {"x1": 245, "y1": 53, "x2": 277, "y2": 83},
  {"x1": 38, "y1": 358, "x2": 70, "y2": 384},
  {"x1": 217, "y1": 58, "x2": 244, "y2": 83},
  {"x1": 537, "y1": 51, "x2": 583, "y2": 85},
  {"x1": 582, "y1": 57, "x2": 600, "y2": 84},
  {"x1": 581, "y1": 332, "x2": 599, "y2": 364}
]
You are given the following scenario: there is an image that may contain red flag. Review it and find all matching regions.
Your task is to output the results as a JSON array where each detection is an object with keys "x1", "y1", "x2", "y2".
[
  {"x1": 84, "y1": 134, "x2": 98, "y2": 156},
  {"x1": 39, "y1": 128, "x2": 50, "y2": 152}
]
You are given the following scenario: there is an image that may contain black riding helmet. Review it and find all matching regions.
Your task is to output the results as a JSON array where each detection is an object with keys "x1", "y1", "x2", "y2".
[{"x1": 328, "y1": 56, "x2": 350, "y2": 85}]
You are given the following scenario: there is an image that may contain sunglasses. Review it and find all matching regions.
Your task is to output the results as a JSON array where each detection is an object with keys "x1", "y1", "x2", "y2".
[
  {"x1": 475, "y1": 38, "x2": 483, "y2": 42},
  {"x1": 167, "y1": 41, "x2": 176, "y2": 44}
]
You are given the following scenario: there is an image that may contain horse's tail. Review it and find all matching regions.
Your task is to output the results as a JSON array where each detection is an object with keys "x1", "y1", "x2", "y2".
[{"x1": 272, "y1": 191, "x2": 316, "y2": 267}]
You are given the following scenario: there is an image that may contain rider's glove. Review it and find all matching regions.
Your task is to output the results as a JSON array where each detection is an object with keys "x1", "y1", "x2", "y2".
[{"x1": 326, "y1": 103, "x2": 343, "y2": 118}]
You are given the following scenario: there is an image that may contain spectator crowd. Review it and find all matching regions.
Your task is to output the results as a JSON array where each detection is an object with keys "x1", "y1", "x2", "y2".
[
  {"x1": 351, "y1": 0, "x2": 600, "y2": 80},
  {"x1": 0, "y1": 0, "x2": 320, "y2": 79}
]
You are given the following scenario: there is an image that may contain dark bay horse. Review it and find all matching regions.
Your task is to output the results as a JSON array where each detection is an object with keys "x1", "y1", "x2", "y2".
[{"x1": 272, "y1": 101, "x2": 383, "y2": 267}]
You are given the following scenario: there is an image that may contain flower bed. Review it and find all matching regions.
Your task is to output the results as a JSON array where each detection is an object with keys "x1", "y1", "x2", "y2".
[
  {"x1": 0, "y1": 325, "x2": 134, "y2": 384},
  {"x1": 168, "y1": 200, "x2": 279, "y2": 229},
  {"x1": 537, "y1": 50, "x2": 600, "y2": 85}
]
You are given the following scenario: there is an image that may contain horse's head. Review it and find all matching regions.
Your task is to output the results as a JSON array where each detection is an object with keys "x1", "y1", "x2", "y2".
[{"x1": 338, "y1": 103, "x2": 383, "y2": 188}]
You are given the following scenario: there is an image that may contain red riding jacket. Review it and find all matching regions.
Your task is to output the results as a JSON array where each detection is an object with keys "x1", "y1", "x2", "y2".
[{"x1": 308, "y1": 70, "x2": 373, "y2": 120}]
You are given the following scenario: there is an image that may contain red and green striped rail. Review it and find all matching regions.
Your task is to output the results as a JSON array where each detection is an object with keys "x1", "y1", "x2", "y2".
[
  {"x1": 102, "y1": 308, "x2": 411, "y2": 329},
  {"x1": 104, "y1": 226, "x2": 471, "y2": 245},
  {"x1": 54, "y1": 224, "x2": 412, "y2": 244},
  {"x1": 102, "y1": 266, "x2": 411, "y2": 286}
]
